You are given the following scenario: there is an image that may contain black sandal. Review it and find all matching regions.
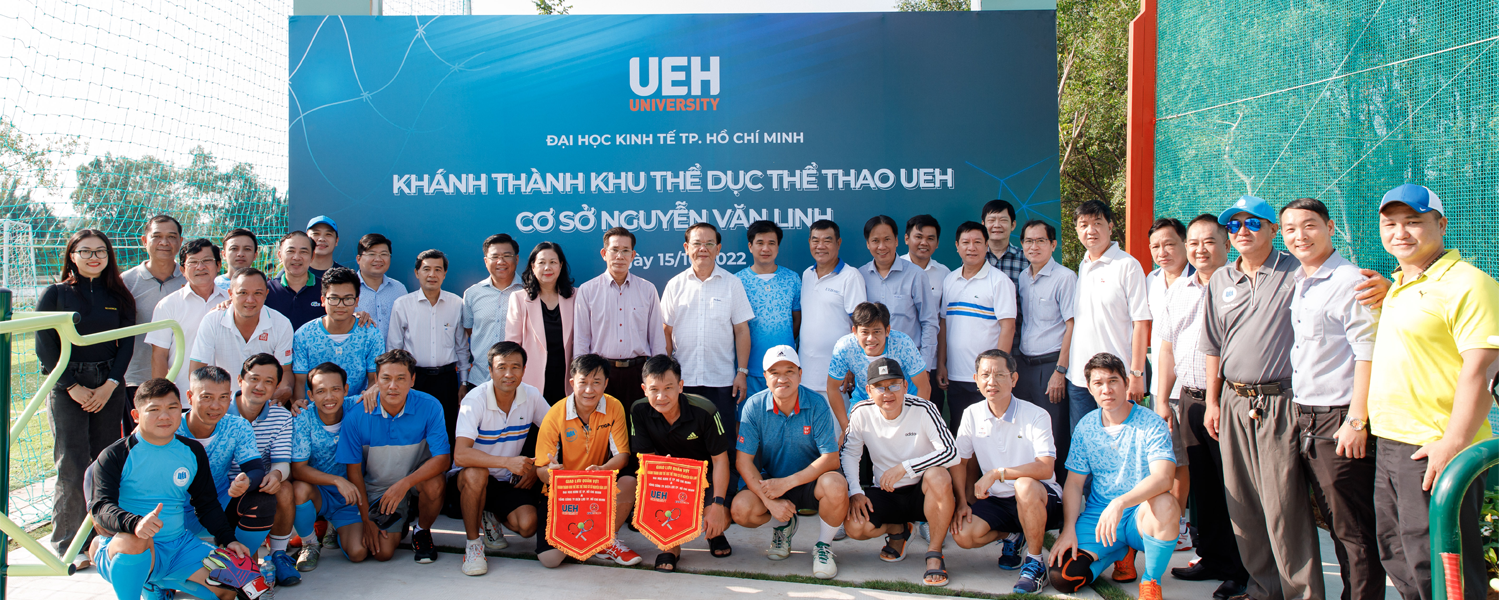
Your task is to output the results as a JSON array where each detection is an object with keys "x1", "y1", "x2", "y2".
[
  {"x1": 708, "y1": 534, "x2": 732, "y2": 558},
  {"x1": 923, "y1": 551, "x2": 949, "y2": 587},
  {"x1": 654, "y1": 552, "x2": 678, "y2": 572},
  {"x1": 879, "y1": 522, "x2": 911, "y2": 562}
]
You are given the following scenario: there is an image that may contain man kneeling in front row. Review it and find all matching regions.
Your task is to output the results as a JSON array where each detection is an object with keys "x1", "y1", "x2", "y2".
[
  {"x1": 841, "y1": 357, "x2": 958, "y2": 587},
  {"x1": 88, "y1": 378, "x2": 260, "y2": 600},
  {"x1": 732, "y1": 346, "x2": 848, "y2": 579},
  {"x1": 951, "y1": 349, "x2": 1064, "y2": 595},
  {"x1": 1049, "y1": 353, "x2": 1180, "y2": 599}
]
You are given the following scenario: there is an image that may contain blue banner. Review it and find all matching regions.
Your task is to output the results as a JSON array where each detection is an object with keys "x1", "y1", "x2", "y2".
[{"x1": 289, "y1": 12, "x2": 1059, "y2": 288}]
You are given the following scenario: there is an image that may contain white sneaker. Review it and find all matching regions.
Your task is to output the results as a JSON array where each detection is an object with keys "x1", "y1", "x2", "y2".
[
  {"x1": 833, "y1": 525, "x2": 847, "y2": 541},
  {"x1": 1176, "y1": 516, "x2": 1193, "y2": 551},
  {"x1": 482, "y1": 511, "x2": 509, "y2": 551},
  {"x1": 812, "y1": 541, "x2": 837, "y2": 579},
  {"x1": 915, "y1": 521, "x2": 931, "y2": 542},
  {"x1": 767, "y1": 518, "x2": 798, "y2": 560},
  {"x1": 462, "y1": 541, "x2": 488, "y2": 576}
]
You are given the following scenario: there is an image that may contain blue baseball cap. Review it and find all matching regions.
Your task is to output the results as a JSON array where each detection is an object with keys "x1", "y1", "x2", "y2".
[
  {"x1": 1217, "y1": 195, "x2": 1277, "y2": 225},
  {"x1": 306, "y1": 215, "x2": 338, "y2": 234},
  {"x1": 1379, "y1": 184, "x2": 1444, "y2": 216}
]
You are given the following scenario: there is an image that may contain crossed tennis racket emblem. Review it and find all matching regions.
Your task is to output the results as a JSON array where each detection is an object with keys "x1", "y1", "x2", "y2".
[
  {"x1": 567, "y1": 518, "x2": 595, "y2": 540},
  {"x1": 655, "y1": 508, "x2": 681, "y2": 530}
]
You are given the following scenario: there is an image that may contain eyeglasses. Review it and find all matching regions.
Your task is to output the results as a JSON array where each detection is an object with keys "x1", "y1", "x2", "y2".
[
  {"x1": 359, "y1": 252, "x2": 391, "y2": 259},
  {"x1": 72, "y1": 249, "x2": 109, "y2": 259},
  {"x1": 324, "y1": 295, "x2": 359, "y2": 306},
  {"x1": 688, "y1": 242, "x2": 718, "y2": 250},
  {"x1": 1226, "y1": 218, "x2": 1264, "y2": 234},
  {"x1": 486, "y1": 253, "x2": 517, "y2": 262},
  {"x1": 872, "y1": 381, "x2": 905, "y2": 394},
  {"x1": 1020, "y1": 238, "x2": 1050, "y2": 246},
  {"x1": 183, "y1": 259, "x2": 218, "y2": 270}
]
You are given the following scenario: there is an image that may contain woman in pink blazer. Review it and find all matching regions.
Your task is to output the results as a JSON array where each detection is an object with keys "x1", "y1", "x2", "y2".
[{"x1": 505, "y1": 241, "x2": 575, "y2": 403}]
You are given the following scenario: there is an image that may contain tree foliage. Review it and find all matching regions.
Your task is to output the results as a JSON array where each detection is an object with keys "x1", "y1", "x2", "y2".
[
  {"x1": 534, "y1": 0, "x2": 570, "y2": 15},
  {"x1": 896, "y1": 0, "x2": 972, "y2": 11},
  {"x1": 1056, "y1": 0, "x2": 1132, "y2": 265},
  {"x1": 0, "y1": 118, "x2": 78, "y2": 265}
]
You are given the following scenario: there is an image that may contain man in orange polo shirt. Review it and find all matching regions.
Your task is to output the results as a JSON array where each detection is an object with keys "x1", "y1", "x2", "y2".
[{"x1": 534, "y1": 354, "x2": 641, "y2": 568}]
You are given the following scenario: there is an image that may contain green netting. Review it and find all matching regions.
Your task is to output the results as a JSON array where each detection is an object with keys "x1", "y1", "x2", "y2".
[{"x1": 1154, "y1": 2, "x2": 1498, "y2": 278}]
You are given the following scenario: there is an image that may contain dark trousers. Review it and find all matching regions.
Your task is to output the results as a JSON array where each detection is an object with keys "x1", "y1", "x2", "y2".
[
  {"x1": 49, "y1": 362, "x2": 126, "y2": 555},
  {"x1": 1221, "y1": 388, "x2": 1323, "y2": 600},
  {"x1": 414, "y1": 362, "x2": 461, "y2": 447},
  {"x1": 1015, "y1": 353, "x2": 1069, "y2": 484},
  {"x1": 122, "y1": 385, "x2": 139, "y2": 437},
  {"x1": 1297, "y1": 405, "x2": 1385, "y2": 600},
  {"x1": 1375, "y1": 437, "x2": 1486, "y2": 600},
  {"x1": 945, "y1": 381, "x2": 983, "y2": 436},
  {"x1": 603, "y1": 357, "x2": 647, "y2": 406},
  {"x1": 685, "y1": 385, "x2": 739, "y2": 495},
  {"x1": 1181, "y1": 388, "x2": 1249, "y2": 581}
]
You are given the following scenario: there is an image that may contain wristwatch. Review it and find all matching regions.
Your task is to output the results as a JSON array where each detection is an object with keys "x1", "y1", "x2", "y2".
[
  {"x1": 1055, "y1": 365, "x2": 1068, "y2": 375},
  {"x1": 737, "y1": 367, "x2": 749, "y2": 375},
  {"x1": 1346, "y1": 416, "x2": 1366, "y2": 432},
  {"x1": 1129, "y1": 369, "x2": 1145, "y2": 378},
  {"x1": 712, "y1": 496, "x2": 728, "y2": 507}
]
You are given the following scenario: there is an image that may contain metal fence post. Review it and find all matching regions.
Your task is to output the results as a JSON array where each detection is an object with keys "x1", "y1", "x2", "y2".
[
  {"x1": 1, "y1": 288, "x2": 13, "y2": 599},
  {"x1": 1430, "y1": 438, "x2": 1499, "y2": 600}
]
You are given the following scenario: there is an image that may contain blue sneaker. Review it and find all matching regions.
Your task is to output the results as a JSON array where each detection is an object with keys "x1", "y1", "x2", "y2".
[
  {"x1": 997, "y1": 532, "x2": 1025, "y2": 570},
  {"x1": 269, "y1": 550, "x2": 301, "y2": 587},
  {"x1": 143, "y1": 583, "x2": 176, "y2": 600},
  {"x1": 1013, "y1": 556, "x2": 1049, "y2": 594}
]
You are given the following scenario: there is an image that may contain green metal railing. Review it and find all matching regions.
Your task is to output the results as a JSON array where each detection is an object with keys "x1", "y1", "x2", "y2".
[
  {"x1": 1430, "y1": 341, "x2": 1499, "y2": 600},
  {"x1": 0, "y1": 289, "x2": 184, "y2": 587}
]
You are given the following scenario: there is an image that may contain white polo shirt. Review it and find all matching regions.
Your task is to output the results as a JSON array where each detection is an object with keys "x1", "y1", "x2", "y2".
[
  {"x1": 942, "y1": 261, "x2": 1018, "y2": 383},
  {"x1": 189, "y1": 306, "x2": 294, "y2": 393},
  {"x1": 1068, "y1": 242, "x2": 1150, "y2": 387},
  {"x1": 1145, "y1": 265, "x2": 1192, "y2": 399},
  {"x1": 660, "y1": 265, "x2": 755, "y2": 387},
  {"x1": 145, "y1": 284, "x2": 231, "y2": 393},
  {"x1": 799, "y1": 261, "x2": 868, "y2": 393},
  {"x1": 454, "y1": 382, "x2": 551, "y2": 480},
  {"x1": 955, "y1": 397, "x2": 1059, "y2": 498},
  {"x1": 901, "y1": 253, "x2": 952, "y2": 309}
]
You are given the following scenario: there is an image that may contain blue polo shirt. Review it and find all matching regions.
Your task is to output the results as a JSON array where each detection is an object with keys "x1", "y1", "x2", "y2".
[
  {"x1": 266, "y1": 271, "x2": 324, "y2": 330},
  {"x1": 737, "y1": 386, "x2": 839, "y2": 480},
  {"x1": 336, "y1": 389, "x2": 450, "y2": 501}
]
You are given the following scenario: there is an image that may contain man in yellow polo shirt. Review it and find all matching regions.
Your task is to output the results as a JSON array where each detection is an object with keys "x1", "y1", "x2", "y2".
[
  {"x1": 534, "y1": 354, "x2": 641, "y2": 568},
  {"x1": 1369, "y1": 184, "x2": 1499, "y2": 600}
]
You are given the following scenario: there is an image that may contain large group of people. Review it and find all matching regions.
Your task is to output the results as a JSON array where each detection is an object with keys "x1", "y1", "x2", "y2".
[{"x1": 36, "y1": 183, "x2": 1499, "y2": 600}]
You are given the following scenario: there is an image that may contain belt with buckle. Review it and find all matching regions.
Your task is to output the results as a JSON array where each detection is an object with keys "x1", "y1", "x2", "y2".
[
  {"x1": 1180, "y1": 387, "x2": 1206, "y2": 400},
  {"x1": 414, "y1": 362, "x2": 458, "y2": 376},
  {"x1": 605, "y1": 356, "x2": 647, "y2": 369},
  {"x1": 1294, "y1": 404, "x2": 1343, "y2": 415},
  {"x1": 1226, "y1": 380, "x2": 1289, "y2": 398}
]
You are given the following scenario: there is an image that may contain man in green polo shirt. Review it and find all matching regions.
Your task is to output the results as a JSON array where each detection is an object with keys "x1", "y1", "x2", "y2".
[{"x1": 1369, "y1": 184, "x2": 1499, "y2": 600}]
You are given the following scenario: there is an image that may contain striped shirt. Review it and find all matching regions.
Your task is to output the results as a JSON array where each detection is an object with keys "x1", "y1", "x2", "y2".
[
  {"x1": 357, "y1": 273, "x2": 407, "y2": 340},
  {"x1": 572, "y1": 272, "x2": 667, "y2": 360},
  {"x1": 189, "y1": 306, "x2": 294, "y2": 394},
  {"x1": 942, "y1": 261, "x2": 1018, "y2": 382},
  {"x1": 1161, "y1": 272, "x2": 1210, "y2": 395},
  {"x1": 225, "y1": 396, "x2": 295, "y2": 480},
  {"x1": 840, "y1": 394, "x2": 957, "y2": 496},
  {"x1": 454, "y1": 382, "x2": 550, "y2": 480}
]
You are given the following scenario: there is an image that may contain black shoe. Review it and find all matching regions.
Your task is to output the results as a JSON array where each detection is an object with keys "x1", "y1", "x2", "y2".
[
  {"x1": 412, "y1": 528, "x2": 437, "y2": 564},
  {"x1": 1213, "y1": 579, "x2": 1247, "y2": 600},
  {"x1": 1171, "y1": 561, "x2": 1230, "y2": 581}
]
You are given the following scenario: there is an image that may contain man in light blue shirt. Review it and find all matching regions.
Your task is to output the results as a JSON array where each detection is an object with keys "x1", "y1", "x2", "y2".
[
  {"x1": 860, "y1": 216, "x2": 938, "y2": 369},
  {"x1": 1014, "y1": 220, "x2": 1077, "y2": 479},
  {"x1": 461, "y1": 233, "x2": 524, "y2": 391},
  {"x1": 736, "y1": 221, "x2": 801, "y2": 399},
  {"x1": 354, "y1": 233, "x2": 407, "y2": 339},
  {"x1": 1280, "y1": 198, "x2": 1383, "y2": 600},
  {"x1": 293, "y1": 267, "x2": 384, "y2": 398}
]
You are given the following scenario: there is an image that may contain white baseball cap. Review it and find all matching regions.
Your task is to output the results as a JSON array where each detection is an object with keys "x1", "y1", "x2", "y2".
[{"x1": 762, "y1": 345, "x2": 801, "y2": 370}]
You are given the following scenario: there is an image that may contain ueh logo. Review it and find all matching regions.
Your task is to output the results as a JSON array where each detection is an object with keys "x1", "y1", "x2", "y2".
[{"x1": 629, "y1": 56, "x2": 721, "y2": 112}]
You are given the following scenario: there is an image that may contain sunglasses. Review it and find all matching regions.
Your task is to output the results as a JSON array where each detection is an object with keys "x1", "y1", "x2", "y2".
[{"x1": 1226, "y1": 218, "x2": 1264, "y2": 234}]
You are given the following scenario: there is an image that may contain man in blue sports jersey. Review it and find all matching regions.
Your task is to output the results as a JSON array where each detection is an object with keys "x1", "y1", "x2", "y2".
[
  {"x1": 89, "y1": 378, "x2": 259, "y2": 600},
  {"x1": 177, "y1": 366, "x2": 277, "y2": 561},
  {"x1": 227, "y1": 353, "x2": 301, "y2": 587},
  {"x1": 292, "y1": 267, "x2": 383, "y2": 400},
  {"x1": 340, "y1": 349, "x2": 451, "y2": 563},
  {"x1": 1048, "y1": 353, "x2": 1180, "y2": 600},
  {"x1": 289, "y1": 362, "x2": 369, "y2": 573}
]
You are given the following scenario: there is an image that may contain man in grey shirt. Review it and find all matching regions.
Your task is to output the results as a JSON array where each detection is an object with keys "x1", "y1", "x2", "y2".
[
  {"x1": 120, "y1": 214, "x2": 184, "y2": 431},
  {"x1": 1280, "y1": 198, "x2": 1384, "y2": 600},
  {"x1": 1202, "y1": 195, "x2": 1387, "y2": 600}
]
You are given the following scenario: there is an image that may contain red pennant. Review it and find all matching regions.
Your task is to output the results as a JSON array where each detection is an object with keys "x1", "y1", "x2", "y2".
[
  {"x1": 633, "y1": 454, "x2": 709, "y2": 550},
  {"x1": 545, "y1": 470, "x2": 617, "y2": 561}
]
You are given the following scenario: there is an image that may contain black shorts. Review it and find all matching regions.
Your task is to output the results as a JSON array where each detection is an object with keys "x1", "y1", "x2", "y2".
[
  {"x1": 780, "y1": 481, "x2": 820, "y2": 515},
  {"x1": 971, "y1": 484, "x2": 1064, "y2": 534},
  {"x1": 447, "y1": 472, "x2": 542, "y2": 519},
  {"x1": 864, "y1": 484, "x2": 928, "y2": 528}
]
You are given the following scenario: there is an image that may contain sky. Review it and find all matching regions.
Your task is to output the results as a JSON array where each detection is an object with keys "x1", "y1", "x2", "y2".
[{"x1": 0, "y1": 0, "x2": 911, "y2": 220}]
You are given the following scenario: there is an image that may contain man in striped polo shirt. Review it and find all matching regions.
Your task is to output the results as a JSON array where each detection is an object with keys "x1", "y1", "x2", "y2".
[
  {"x1": 941, "y1": 221, "x2": 1017, "y2": 434},
  {"x1": 452, "y1": 341, "x2": 550, "y2": 576}
]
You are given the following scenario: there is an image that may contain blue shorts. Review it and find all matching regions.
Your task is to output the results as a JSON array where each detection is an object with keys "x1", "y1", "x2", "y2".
[
  {"x1": 96, "y1": 531, "x2": 215, "y2": 591},
  {"x1": 1075, "y1": 503, "x2": 1144, "y2": 578},
  {"x1": 318, "y1": 485, "x2": 363, "y2": 529}
]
